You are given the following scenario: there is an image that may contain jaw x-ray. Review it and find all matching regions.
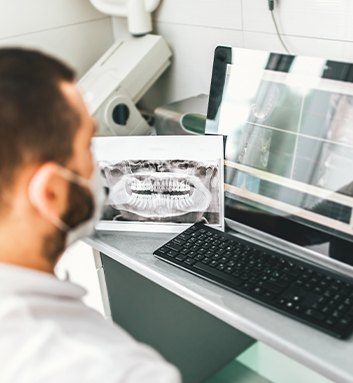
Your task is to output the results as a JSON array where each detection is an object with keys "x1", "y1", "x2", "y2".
[
  {"x1": 93, "y1": 136, "x2": 224, "y2": 232},
  {"x1": 100, "y1": 159, "x2": 219, "y2": 223}
]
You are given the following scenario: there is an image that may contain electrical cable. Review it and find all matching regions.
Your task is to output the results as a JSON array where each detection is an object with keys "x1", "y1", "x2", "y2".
[{"x1": 267, "y1": 1, "x2": 291, "y2": 55}]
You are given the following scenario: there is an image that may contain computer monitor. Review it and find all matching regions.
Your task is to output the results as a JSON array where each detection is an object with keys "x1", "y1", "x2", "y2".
[{"x1": 206, "y1": 46, "x2": 353, "y2": 267}]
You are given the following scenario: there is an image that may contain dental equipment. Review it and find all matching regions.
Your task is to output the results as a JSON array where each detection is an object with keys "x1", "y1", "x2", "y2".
[
  {"x1": 79, "y1": 35, "x2": 171, "y2": 136},
  {"x1": 90, "y1": 0, "x2": 161, "y2": 36}
]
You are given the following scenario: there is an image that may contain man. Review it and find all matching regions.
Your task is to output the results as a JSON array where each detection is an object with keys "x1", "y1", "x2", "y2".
[{"x1": 0, "y1": 48, "x2": 181, "y2": 383}]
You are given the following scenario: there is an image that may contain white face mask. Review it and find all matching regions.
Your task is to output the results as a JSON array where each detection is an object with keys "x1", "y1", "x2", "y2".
[
  {"x1": 61, "y1": 166, "x2": 106, "y2": 247},
  {"x1": 30, "y1": 165, "x2": 106, "y2": 248}
]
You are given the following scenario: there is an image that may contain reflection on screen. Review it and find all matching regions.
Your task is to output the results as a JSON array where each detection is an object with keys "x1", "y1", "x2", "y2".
[{"x1": 212, "y1": 49, "x2": 353, "y2": 241}]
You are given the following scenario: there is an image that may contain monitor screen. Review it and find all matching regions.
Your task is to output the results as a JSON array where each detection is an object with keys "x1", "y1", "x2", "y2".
[{"x1": 206, "y1": 46, "x2": 353, "y2": 267}]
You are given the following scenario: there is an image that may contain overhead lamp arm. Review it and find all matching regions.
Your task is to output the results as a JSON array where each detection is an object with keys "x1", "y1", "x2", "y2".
[{"x1": 90, "y1": 0, "x2": 161, "y2": 36}]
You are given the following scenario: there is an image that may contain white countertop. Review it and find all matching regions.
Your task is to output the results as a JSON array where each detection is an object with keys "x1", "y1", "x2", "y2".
[{"x1": 86, "y1": 230, "x2": 353, "y2": 383}]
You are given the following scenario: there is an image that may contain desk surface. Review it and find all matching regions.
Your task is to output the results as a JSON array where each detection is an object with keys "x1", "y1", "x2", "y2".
[{"x1": 86, "y1": 230, "x2": 353, "y2": 383}]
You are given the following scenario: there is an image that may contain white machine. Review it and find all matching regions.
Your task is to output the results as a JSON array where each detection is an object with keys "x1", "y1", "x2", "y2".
[
  {"x1": 90, "y1": 0, "x2": 161, "y2": 36},
  {"x1": 79, "y1": 35, "x2": 172, "y2": 136}
]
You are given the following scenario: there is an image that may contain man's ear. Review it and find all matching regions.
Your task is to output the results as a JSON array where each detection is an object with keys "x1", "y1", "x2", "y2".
[{"x1": 28, "y1": 163, "x2": 68, "y2": 230}]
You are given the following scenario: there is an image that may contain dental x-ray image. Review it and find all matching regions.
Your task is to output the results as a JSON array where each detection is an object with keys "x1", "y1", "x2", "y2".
[
  {"x1": 93, "y1": 136, "x2": 224, "y2": 232},
  {"x1": 100, "y1": 159, "x2": 219, "y2": 223}
]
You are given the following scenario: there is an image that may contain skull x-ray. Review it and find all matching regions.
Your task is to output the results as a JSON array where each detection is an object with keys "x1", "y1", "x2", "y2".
[
  {"x1": 99, "y1": 159, "x2": 220, "y2": 224},
  {"x1": 93, "y1": 136, "x2": 224, "y2": 232}
]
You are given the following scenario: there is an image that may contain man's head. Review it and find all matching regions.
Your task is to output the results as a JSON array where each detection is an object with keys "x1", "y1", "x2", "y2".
[{"x1": 0, "y1": 48, "x2": 97, "y2": 271}]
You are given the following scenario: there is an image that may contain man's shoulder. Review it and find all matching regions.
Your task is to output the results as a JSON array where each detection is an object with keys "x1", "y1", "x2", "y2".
[
  {"x1": 0, "y1": 292, "x2": 127, "y2": 353},
  {"x1": 0, "y1": 296, "x2": 181, "y2": 382}
]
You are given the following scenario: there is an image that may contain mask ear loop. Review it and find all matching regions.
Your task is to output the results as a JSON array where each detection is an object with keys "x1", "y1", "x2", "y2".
[
  {"x1": 55, "y1": 166, "x2": 90, "y2": 189},
  {"x1": 28, "y1": 165, "x2": 70, "y2": 232}
]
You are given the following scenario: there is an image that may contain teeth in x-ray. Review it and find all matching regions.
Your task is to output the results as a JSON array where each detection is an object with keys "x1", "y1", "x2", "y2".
[
  {"x1": 109, "y1": 172, "x2": 212, "y2": 218},
  {"x1": 130, "y1": 178, "x2": 191, "y2": 194},
  {"x1": 128, "y1": 194, "x2": 196, "y2": 213}
]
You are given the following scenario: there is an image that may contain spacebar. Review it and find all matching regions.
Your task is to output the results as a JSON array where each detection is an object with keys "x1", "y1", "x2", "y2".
[{"x1": 193, "y1": 262, "x2": 241, "y2": 287}]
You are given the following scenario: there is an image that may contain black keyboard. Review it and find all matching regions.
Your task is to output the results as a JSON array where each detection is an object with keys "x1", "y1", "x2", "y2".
[{"x1": 153, "y1": 223, "x2": 353, "y2": 339}]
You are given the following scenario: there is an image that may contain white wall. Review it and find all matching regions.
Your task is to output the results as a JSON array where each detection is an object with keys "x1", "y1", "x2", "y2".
[
  {"x1": 0, "y1": 0, "x2": 114, "y2": 76},
  {"x1": 113, "y1": 0, "x2": 353, "y2": 112}
]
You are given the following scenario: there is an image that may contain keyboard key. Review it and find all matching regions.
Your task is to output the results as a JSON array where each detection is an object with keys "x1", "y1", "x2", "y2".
[
  {"x1": 263, "y1": 291, "x2": 275, "y2": 300},
  {"x1": 338, "y1": 304, "x2": 348, "y2": 312},
  {"x1": 263, "y1": 281, "x2": 283, "y2": 294},
  {"x1": 305, "y1": 309, "x2": 325, "y2": 321},
  {"x1": 294, "y1": 304, "x2": 304, "y2": 313},
  {"x1": 253, "y1": 287, "x2": 263, "y2": 295},
  {"x1": 172, "y1": 238, "x2": 185, "y2": 245},
  {"x1": 269, "y1": 278, "x2": 289, "y2": 289},
  {"x1": 320, "y1": 306, "x2": 330, "y2": 315},
  {"x1": 332, "y1": 311, "x2": 342, "y2": 319},
  {"x1": 154, "y1": 248, "x2": 167, "y2": 257},
  {"x1": 185, "y1": 258, "x2": 196, "y2": 266},
  {"x1": 335, "y1": 318, "x2": 352, "y2": 331},
  {"x1": 193, "y1": 262, "x2": 242, "y2": 287}
]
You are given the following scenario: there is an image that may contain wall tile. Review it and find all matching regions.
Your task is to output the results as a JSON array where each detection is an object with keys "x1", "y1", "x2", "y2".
[
  {"x1": 0, "y1": 18, "x2": 114, "y2": 77},
  {"x1": 0, "y1": 0, "x2": 104, "y2": 39},
  {"x1": 243, "y1": 31, "x2": 347, "y2": 61},
  {"x1": 155, "y1": 0, "x2": 242, "y2": 30},
  {"x1": 243, "y1": 0, "x2": 353, "y2": 42}
]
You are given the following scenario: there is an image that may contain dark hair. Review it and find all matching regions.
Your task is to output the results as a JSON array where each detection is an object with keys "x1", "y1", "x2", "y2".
[{"x1": 0, "y1": 48, "x2": 79, "y2": 205}]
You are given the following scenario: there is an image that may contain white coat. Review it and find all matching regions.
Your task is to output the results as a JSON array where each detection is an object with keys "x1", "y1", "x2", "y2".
[{"x1": 0, "y1": 263, "x2": 181, "y2": 383}]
